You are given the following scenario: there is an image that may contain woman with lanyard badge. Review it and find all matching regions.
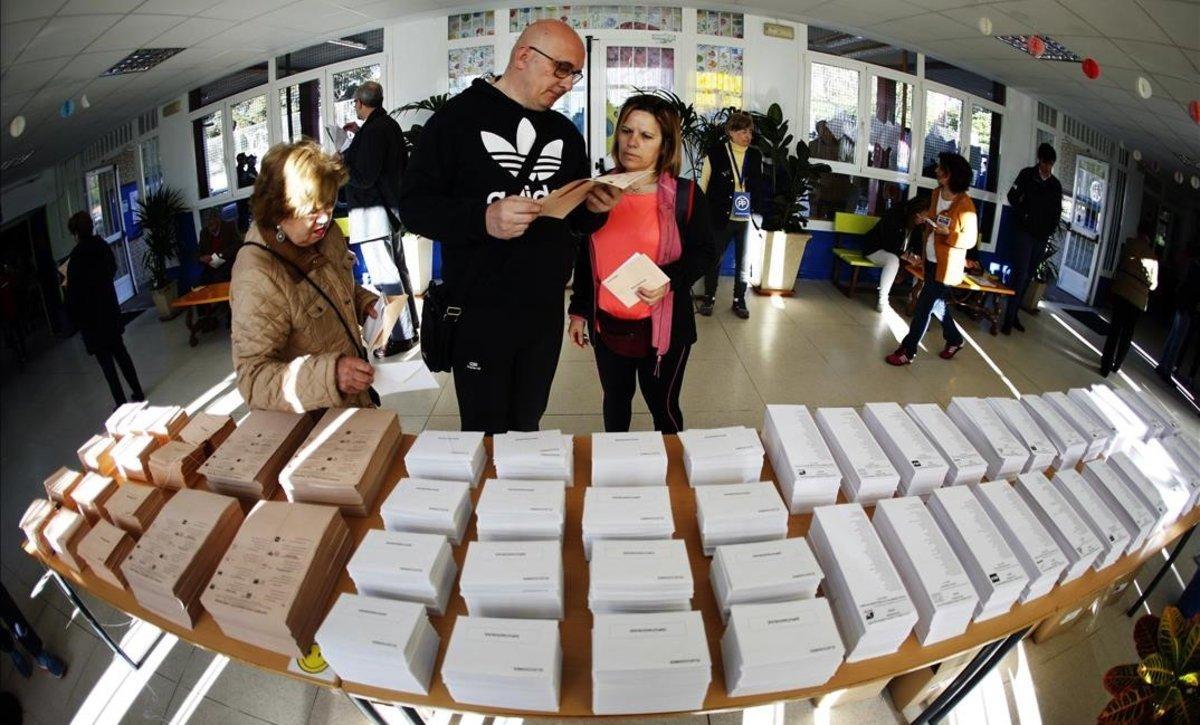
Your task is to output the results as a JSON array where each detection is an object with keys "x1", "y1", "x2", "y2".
[{"x1": 698, "y1": 111, "x2": 762, "y2": 319}]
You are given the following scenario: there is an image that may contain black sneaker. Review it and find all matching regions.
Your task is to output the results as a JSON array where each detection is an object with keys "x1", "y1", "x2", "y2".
[
  {"x1": 732, "y1": 300, "x2": 750, "y2": 319},
  {"x1": 697, "y1": 296, "x2": 715, "y2": 316}
]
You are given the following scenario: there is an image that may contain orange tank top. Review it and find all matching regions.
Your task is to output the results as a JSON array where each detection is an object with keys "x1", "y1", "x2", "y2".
[{"x1": 592, "y1": 192, "x2": 661, "y2": 320}]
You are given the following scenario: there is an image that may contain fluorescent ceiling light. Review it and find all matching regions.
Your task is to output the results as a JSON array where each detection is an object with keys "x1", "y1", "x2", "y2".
[
  {"x1": 326, "y1": 38, "x2": 368, "y2": 50},
  {"x1": 101, "y1": 48, "x2": 186, "y2": 76}
]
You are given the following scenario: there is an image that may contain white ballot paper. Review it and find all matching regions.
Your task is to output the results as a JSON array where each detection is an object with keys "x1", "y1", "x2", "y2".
[
  {"x1": 947, "y1": 397, "x2": 1029, "y2": 481},
  {"x1": 459, "y1": 540, "x2": 564, "y2": 620},
  {"x1": 208, "y1": 252, "x2": 225, "y2": 269},
  {"x1": 441, "y1": 616, "x2": 561, "y2": 713},
  {"x1": 1021, "y1": 394, "x2": 1087, "y2": 471},
  {"x1": 710, "y1": 538, "x2": 823, "y2": 624},
  {"x1": 1045, "y1": 390, "x2": 1111, "y2": 461},
  {"x1": 475, "y1": 478, "x2": 566, "y2": 542},
  {"x1": 315, "y1": 593, "x2": 439, "y2": 695},
  {"x1": 973, "y1": 481, "x2": 1068, "y2": 603},
  {"x1": 678, "y1": 427, "x2": 765, "y2": 485},
  {"x1": 493, "y1": 430, "x2": 574, "y2": 486},
  {"x1": 1091, "y1": 385, "x2": 1154, "y2": 443},
  {"x1": 1160, "y1": 436, "x2": 1200, "y2": 511},
  {"x1": 862, "y1": 402, "x2": 949, "y2": 497},
  {"x1": 372, "y1": 360, "x2": 439, "y2": 397},
  {"x1": 721, "y1": 599, "x2": 846, "y2": 697},
  {"x1": 905, "y1": 403, "x2": 988, "y2": 486},
  {"x1": 1069, "y1": 387, "x2": 1137, "y2": 452},
  {"x1": 1051, "y1": 469, "x2": 1130, "y2": 570},
  {"x1": 581, "y1": 485, "x2": 674, "y2": 559},
  {"x1": 693, "y1": 481, "x2": 788, "y2": 555},
  {"x1": 591, "y1": 431, "x2": 668, "y2": 487},
  {"x1": 1081, "y1": 459, "x2": 1157, "y2": 554},
  {"x1": 588, "y1": 539, "x2": 693, "y2": 614},
  {"x1": 592, "y1": 610, "x2": 711, "y2": 715},
  {"x1": 602, "y1": 253, "x2": 671, "y2": 309},
  {"x1": 345, "y1": 529, "x2": 457, "y2": 615},
  {"x1": 987, "y1": 397, "x2": 1056, "y2": 473},
  {"x1": 1013, "y1": 473, "x2": 1103, "y2": 583},
  {"x1": 324, "y1": 123, "x2": 352, "y2": 152},
  {"x1": 1130, "y1": 388, "x2": 1183, "y2": 438},
  {"x1": 362, "y1": 294, "x2": 409, "y2": 357},
  {"x1": 379, "y1": 478, "x2": 473, "y2": 545},
  {"x1": 1108, "y1": 451, "x2": 1178, "y2": 528},
  {"x1": 814, "y1": 407, "x2": 900, "y2": 503},
  {"x1": 1125, "y1": 442, "x2": 1194, "y2": 518},
  {"x1": 404, "y1": 430, "x2": 487, "y2": 487},
  {"x1": 762, "y1": 405, "x2": 842, "y2": 512}
]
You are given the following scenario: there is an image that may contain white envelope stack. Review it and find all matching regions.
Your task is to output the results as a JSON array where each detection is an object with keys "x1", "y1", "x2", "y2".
[
  {"x1": 694, "y1": 482, "x2": 788, "y2": 555},
  {"x1": 403, "y1": 430, "x2": 487, "y2": 486},
  {"x1": 1108, "y1": 452, "x2": 1174, "y2": 528},
  {"x1": 592, "y1": 611, "x2": 711, "y2": 715},
  {"x1": 814, "y1": 407, "x2": 900, "y2": 503},
  {"x1": 1081, "y1": 459, "x2": 1157, "y2": 554},
  {"x1": 1070, "y1": 387, "x2": 1141, "y2": 452},
  {"x1": 588, "y1": 539, "x2": 693, "y2": 614},
  {"x1": 582, "y1": 486, "x2": 673, "y2": 559},
  {"x1": 379, "y1": 478, "x2": 473, "y2": 545},
  {"x1": 710, "y1": 538, "x2": 822, "y2": 624},
  {"x1": 475, "y1": 479, "x2": 566, "y2": 542},
  {"x1": 441, "y1": 616, "x2": 561, "y2": 713},
  {"x1": 493, "y1": 430, "x2": 574, "y2": 486},
  {"x1": 591, "y1": 432, "x2": 668, "y2": 487},
  {"x1": 1130, "y1": 388, "x2": 1183, "y2": 438},
  {"x1": 947, "y1": 397, "x2": 1029, "y2": 480},
  {"x1": 988, "y1": 397, "x2": 1056, "y2": 473},
  {"x1": 678, "y1": 427, "x2": 764, "y2": 485},
  {"x1": 315, "y1": 593, "x2": 439, "y2": 695},
  {"x1": 1092, "y1": 385, "x2": 1156, "y2": 442},
  {"x1": 973, "y1": 481, "x2": 1068, "y2": 602},
  {"x1": 1045, "y1": 391, "x2": 1111, "y2": 460},
  {"x1": 460, "y1": 540, "x2": 563, "y2": 619},
  {"x1": 1160, "y1": 437, "x2": 1200, "y2": 510},
  {"x1": 1051, "y1": 469, "x2": 1130, "y2": 569},
  {"x1": 1112, "y1": 387, "x2": 1168, "y2": 440},
  {"x1": 1013, "y1": 473, "x2": 1103, "y2": 582},
  {"x1": 905, "y1": 403, "x2": 988, "y2": 485},
  {"x1": 721, "y1": 599, "x2": 846, "y2": 697},
  {"x1": 1021, "y1": 394, "x2": 1087, "y2": 470},
  {"x1": 761, "y1": 405, "x2": 842, "y2": 512},
  {"x1": 1125, "y1": 443, "x2": 1194, "y2": 518},
  {"x1": 346, "y1": 530, "x2": 457, "y2": 615},
  {"x1": 927, "y1": 486, "x2": 1028, "y2": 621},
  {"x1": 862, "y1": 402, "x2": 948, "y2": 497},
  {"x1": 873, "y1": 497, "x2": 978, "y2": 645}
]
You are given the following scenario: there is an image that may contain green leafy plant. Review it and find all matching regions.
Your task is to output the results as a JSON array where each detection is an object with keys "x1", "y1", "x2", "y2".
[
  {"x1": 1034, "y1": 239, "x2": 1060, "y2": 285},
  {"x1": 134, "y1": 185, "x2": 187, "y2": 291},
  {"x1": 632, "y1": 88, "x2": 731, "y2": 180},
  {"x1": 391, "y1": 93, "x2": 451, "y2": 149},
  {"x1": 750, "y1": 103, "x2": 831, "y2": 233},
  {"x1": 1099, "y1": 605, "x2": 1198, "y2": 724}
]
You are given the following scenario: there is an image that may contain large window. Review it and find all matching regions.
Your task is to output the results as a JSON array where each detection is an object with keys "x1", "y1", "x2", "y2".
[
  {"x1": 808, "y1": 175, "x2": 909, "y2": 222},
  {"x1": 193, "y1": 111, "x2": 228, "y2": 198},
  {"x1": 868, "y1": 76, "x2": 912, "y2": 173},
  {"x1": 231, "y1": 95, "x2": 269, "y2": 188},
  {"x1": 189, "y1": 63, "x2": 268, "y2": 112},
  {"x1": 276, "y1": 30, "x2": 383, "y2": 79},
  {"x1": 695, "y1": 44, "x2": 743, "y2": 117},
  {"x1": 925, "y1": 58, "x2": 1005, "y2": 104},
  {"x1": 969, "y1": 105, "x2": 1001, "y2": 191},
  {"x1": 139, "y1": 137, "x2": 162, "y2": 193},
  {"x1": 278, "y1": 79, "x2": 321, "y2": 144},
  {"x1": 332, "y1": 64, "x2": 382, "y2": 130},
  {"x1": 808, "y1": 63, "x2": 858, "y2": 164},
  {"x1": 808, "y1": 25, "x2": 915, "y2": 73},
  {"x1": 605, "y1": 46, "x2": 675, "y2": 150},
  {"x1": 922, "y1": 90, "x2": 962, "y2": 178}
]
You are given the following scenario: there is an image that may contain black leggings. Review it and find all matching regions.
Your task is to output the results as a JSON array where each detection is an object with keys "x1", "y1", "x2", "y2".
[
  {"x1": 1101, "y1": 297, "x2": 1142, "y2": 374},
  {"x1": 593, "y1": 335, "x2": 691, "y2": 433},
  {"x1": 94, "y1": 340, "x2": 144, "y2": 406}
]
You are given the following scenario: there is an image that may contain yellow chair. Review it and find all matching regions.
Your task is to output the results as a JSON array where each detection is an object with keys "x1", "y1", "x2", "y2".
[{"x1": 831, "y1": 212, "x2": 882, "y2": 298}]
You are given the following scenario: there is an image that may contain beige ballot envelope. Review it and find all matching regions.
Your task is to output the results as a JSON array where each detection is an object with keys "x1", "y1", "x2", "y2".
[
  {"x1": 602, "y1": 252, "x2": 671, "y2": 308},
  {"x1": 362, "y1": 294, "x2": 409, "y2": 357},
  {"x1": 538, "y1": 169, "x2": 654, "y2": 219}
]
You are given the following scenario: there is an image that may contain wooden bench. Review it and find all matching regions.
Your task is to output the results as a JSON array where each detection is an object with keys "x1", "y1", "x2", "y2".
[
  {"x1": 831, "y1": 247, "x2": 883, "y2": 298},
  {"x1": 904, "y1": 261, "x2": 1015, "y2": 335}
]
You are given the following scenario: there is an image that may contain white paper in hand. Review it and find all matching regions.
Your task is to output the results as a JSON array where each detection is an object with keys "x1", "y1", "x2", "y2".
[
  {"x1": 602, "y1": 253, "x2": 670, "y2": 309},
  {"x1": 208, "y1": 252, "x2": 225, "y2": 269},
  {"x1": 362, "y1": 294, "x2": 408, "y2": 356},
  {"x1": 373, "y1": 360, "x2": 440, "y2": 396},
  {"x1": 324, "y1": 124, "x2": 352, "y2": 152}
]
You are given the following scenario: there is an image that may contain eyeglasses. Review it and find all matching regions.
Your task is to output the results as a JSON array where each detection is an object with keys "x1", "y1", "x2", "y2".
[{"x1": 527, "y1": 46, "x2": 584, "y2": 83}]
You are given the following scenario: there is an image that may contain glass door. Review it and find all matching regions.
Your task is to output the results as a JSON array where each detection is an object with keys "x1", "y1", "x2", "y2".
[
  {"x1": 85, "y1": 166, "x2": 136, "y2": 304},
  {"x1": 590, "y1": 42, "x2": 677, "y2": 171},
  {"x1": 1058, "y1": 156, "x2": 1110, "y2": 302}
]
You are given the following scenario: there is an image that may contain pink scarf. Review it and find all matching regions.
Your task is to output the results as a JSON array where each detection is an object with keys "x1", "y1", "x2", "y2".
[{"x1": 650, "y1": 175, "x2": 683, "y2": 369}]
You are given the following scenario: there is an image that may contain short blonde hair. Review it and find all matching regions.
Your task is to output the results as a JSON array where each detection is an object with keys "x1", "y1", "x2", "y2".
[{"x1": 250, "y1": 140, "x2": 347, "y2": 231}]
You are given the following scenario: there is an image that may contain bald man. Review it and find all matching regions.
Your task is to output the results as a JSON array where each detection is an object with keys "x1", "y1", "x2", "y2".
[{"x1": 401, "y1": 20, "x2": 620, "y2": 435}]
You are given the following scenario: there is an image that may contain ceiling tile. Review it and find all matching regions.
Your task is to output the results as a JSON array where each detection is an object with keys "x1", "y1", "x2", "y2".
[
  {"x1": 149, "y1": 16, "x2": 237, "y2": 47},
  {"x1": 987, "y1": 1, "x2": 1097, "y2": 36},
  {"x1": 137, "y1": 0, "x2": 226, "y2": 15},
  {"x1": 256, "y1": 1, "x2": 365, "y2": 31},
  {"x1": 868, "y1": 12, "x2": 975, "y2": 42},
  {"x1": 0, "y1": 19, "x2": 44, "y2": 67},
  {"x1": 1051, "y1": 36, "x2": 1137, "y2": 67},
  {"x1": 87, "y1": 14, "x2": 186, "y2": 53},
  {"x1": 199, "y1": 0, "x2": 294, "y2": 22},
  {"x1": 1115, "y1": 39, "x2": 1195, "y2": 76},
  {"x1": 941, "y1": 6, "x2": 1034, "y2": 36},
  {"x1": 52, "y1": 50, "x2": 130, "y2": 81},
  {"x1": 0, "y1": 0, "x2": 67, "y2": 25},
  {"x1": 907, "y1": 0, "x2": 994, "y2": 9},
  {"x1": 57, "y1": 0, "x2": 146, "y2": 15},
  {"x1": 1, "y1": 56, "x2": 70, "y2": 96},
  {"x1": 18, "y1": 14, "x2": 123, "y2": 63},
  {"x1": 1137, "y1": 0, "x2": 1200, "y2": 50},
  {"x1": 806, "y1": 0, "x2": 918, "y2": 28},
  {"x1": 1057, "y1": 0, "x2": 1174, "y2": 44},
  {"x1": 1150, "y1": 73, "x2": 1200, "y2": 101}
]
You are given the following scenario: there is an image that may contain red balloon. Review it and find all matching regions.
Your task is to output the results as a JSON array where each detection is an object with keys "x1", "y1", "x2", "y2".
[
  {"x1": 1189, "y1": 100, "x2": 1200, "y2": 124},
  {"x1": 1028, "y1": 35, "x2": 1046, "y2": 58},
  {"x1": 1082, "y1": 57, "x2": 1101, "y2": 80}
]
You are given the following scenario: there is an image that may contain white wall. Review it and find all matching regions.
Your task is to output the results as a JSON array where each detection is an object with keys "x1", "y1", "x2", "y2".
[
  {"x1": 388, "y1": 16, "x2": 449, "y2": 108},
  {"x1": 1, "y1": 166, "x2": 77, "y2": 258},
  {"x1": 996, "y1": 87, "x2": 1035, "y2": 204},
  {"x1": 742, "y1": 16, "x2": 802, "y2": 127},
  {"x1": 157, "y1": 95, "x2": 200, "y2": 211}
]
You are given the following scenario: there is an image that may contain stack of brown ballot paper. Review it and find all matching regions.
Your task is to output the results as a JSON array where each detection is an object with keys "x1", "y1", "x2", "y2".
[
  {"x1": 198, "y1": 410, "x2": 314, "y2": 499},
  {"x1": 105, "y1": 483, "x2": 167, "y2": 535},
  {"x1": 77, "y1": 520, "x2": 135, "y2": 589},
  {"x1": 20, "y1": 499, "x2": 58, "y2": 556},
  {"x1": 148, "y1": 440, "x2": 209, "y2": 489},
  {"x1": 120, "y1": 405, "x2": 189, "y2": 441},
  {"x1": 70, "y1": 473, "x2": 118, "y2": 524},
  {"x1": 106, "y1": 402, "x2": 148, "y2": 437},
  {"x1": 121, "y1": 489, "x2": 243, "y2": 629},
  {"x1": 111, "y1": 434, "x2": 161, "y2": 483},
  {"x1": 201, "y1": 501, "x2": 352, "y2": 657},
  {"x1": 44, "y1": 467, "x2": 83, "y2": 508},
  {"x1": 278, "y1": 408, "x2": 401, "y2": 516},
  {"x1": 43, "y1": 508, "x2": 90, "y2": 573},
  {"x1": 78, "y1": 434, "x2": 118, "y2": 475},
  {"x1": 178, "y1": 413, "x2": 236, "y2": 454}
]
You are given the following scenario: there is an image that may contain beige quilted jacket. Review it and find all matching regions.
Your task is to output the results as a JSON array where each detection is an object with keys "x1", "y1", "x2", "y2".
[{"x1": 230, "y1": 223, "x2": 377, "y2": 412}]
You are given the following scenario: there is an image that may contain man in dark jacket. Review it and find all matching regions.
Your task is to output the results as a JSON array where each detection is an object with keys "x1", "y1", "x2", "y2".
[
  {"x1": 342, "y1": 80, "x2": 419, "y2": 356},
  {"x1": 1002, "y1": 142, "x2": 1062, "y2": 334}
]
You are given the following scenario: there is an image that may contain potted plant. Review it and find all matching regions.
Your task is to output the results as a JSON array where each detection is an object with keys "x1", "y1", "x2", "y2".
[
  {"x1": 1021, "y1": 239, "x2": 1060, "y2": 313},
  {"x1": 633, "y1": 88, "x2": 732, "y2": 180},
  {"x1": 389, "y1": 93, "x2": 452, "y2": 293},
  {"x1": 391, "y1": 93, "x2": 451, "y2": 149},
  {"x1": 1099, "y1": 605, "x2": 1197, "y2": 723},
  {"x1": 134, "y1": 185, "x2": 188, "y2": 320}
]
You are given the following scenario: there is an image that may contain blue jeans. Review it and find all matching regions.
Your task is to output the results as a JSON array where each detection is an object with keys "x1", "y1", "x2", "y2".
[
  {"x1": 902, "y1": 261, "x2": 964, "y2": 357},
  {"x1": 1157, "y1": 309, "x2": 1193, "y2": 376},
  {"x1": 1004, "y1": 229, "x2": 1047, "y2": 327}
]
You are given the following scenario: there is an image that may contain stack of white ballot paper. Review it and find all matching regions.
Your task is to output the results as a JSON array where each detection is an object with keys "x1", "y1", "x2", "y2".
[
  {"x1": 345, "y1": 530, "x2": 457, "y2": 615},
  {"x1": 1090, "y1": 385, "x2": 1155, "y2": 442},
  {"x1": 379, "y1": 478, "x2": 473, "y2": 545},
  {"x1": 441, "y1": 616, "x2": 561, "y2": 713},
  {"x1": 808, "y1": 504, "x2": 917, "y2": 661},
  {"x1": 475, "y1": 479, "x2": 565, "y2": 542},
  {"x1": 315, "y1": 593, "x2": 439, "y2": 695},
  {"x1": 862, "y1": 402, "x2": 949, "y2": 497},
  {"x1": 591, "y1": 431, "x2": 668, "y2": 487},
  {"x1": 946, "y1": 398, "x2": 1029, "y2": 481},
  {"x1": 721, "y1": 599, "x2": 846, "y2": 697},
  {"x1": 460, "y1": 540, "x2": 563, "y2": 619},
  {"x1": 677, "y1": 427, "x2": 764, "y2": 485},
  {"x1": 1013, "y1": 473, "x2": 1103, "y2": 583},
  {"x1": 1108, "y1": 452, "x2": 1174, "y2": 528},
  {"x1": 973, "y1": 481, "x2": 1068, "y2": 602},
  {"x1": 987, "y1": 397, "x2": 1055, "y2": 473},
  {"x1": 1045, "y1": 391, "x2": 1111, "y2": 460},
  {"x1": 588, "y1": 539, "x2": 693, "y2": 613},
  {"x1": 581, "y1": 486, "x2": 673, "y2": 559},
  {"x1": 1130, "y1": 388, "x2": 1183, "y2": 438},
  {"x1": 1115, "y1": 388, "x2": 1169, "y2": 440},
  {"x1": 403, "y1": 430, "x2": 487, "y2": 486},
  {"x1": 927, "y1": 487, "x2": 1028, "y2": 621},
  {"x1": 761, "y1": 405, "x2": 841, "y2": 512},
  {"x1": 1021, "y1": 394, "x2": 1087, "y2": 470},
  {"x1": 1160, "y1": 437, "x2": 1200, "y2": 509},
  {"x1": 1130, "y1": 441, "x2": 1198, "y2": 514},
  {"x1": 1069, "y1": 387, "x2": 1135, "y2": 452},
  {"x1": 592, "y1": 611, "x2": 711, "y2": 715},
  {"x1": 905, "y1": 403, "x2": 988, "y2": 485},
  {"x1": 814, "y1": 407, "x2": 900, "y2": 503},
  {"x1": 493, "y1": 431, "x2": 574, "y2": 486},
  {"x1": 873, "y1": 498, "x2": 978, "y2": 645},
  {"x1": 1051, "y1": 469, "x2": 1130, "y2": 570},
  {"x1": 694, "y1": 482, "x2": 788, "y2": 555},
  {"x1": 1082, "y1": 460, "x2": 1157, "y2": 554},
  {"x1": 710, "y1": 538, "x2": 822, "y2": 624}
]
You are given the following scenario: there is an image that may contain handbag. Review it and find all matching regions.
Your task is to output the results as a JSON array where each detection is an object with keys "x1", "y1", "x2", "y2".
[
  {"x1": 596, "y1": 311, "x2": 652, "y2": 358},
  {"x1": 420, "y1": 278, "x2": 464, "y2": 373}
]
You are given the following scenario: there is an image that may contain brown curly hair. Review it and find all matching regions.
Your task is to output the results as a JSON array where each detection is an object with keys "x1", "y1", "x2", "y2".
[{"x1": 250, "y1": 140, "x2": 347, "y2": 232}]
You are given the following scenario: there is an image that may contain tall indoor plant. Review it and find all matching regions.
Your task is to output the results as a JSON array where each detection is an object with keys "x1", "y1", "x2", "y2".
[
  {"x1": 1099, "y1": 605, "x2": 1197, "y2": 723},
  {"x1": 134, "y1": 185, "x2": 188, "y2": 319}
]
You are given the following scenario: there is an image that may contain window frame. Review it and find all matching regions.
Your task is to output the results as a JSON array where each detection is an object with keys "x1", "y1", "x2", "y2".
[{"x1": 803, "y1": 52, "x2": 866, "y2": 175}]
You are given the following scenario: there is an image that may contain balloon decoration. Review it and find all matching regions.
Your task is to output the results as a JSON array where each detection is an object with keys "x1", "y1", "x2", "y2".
[
  {"x1": 978, "y1": 17, "x2": 993, "y2": 35},
  {"x1": 59, "y1": 99, "x2": 74, "y2": 118},
  {"x1": 9, "y1": 115, "x2": 25, "y2": 138},
  {"x1": 1175, "y1": 171, "x2": 1185, "y2": 184},
  {"x1": 1081, "y1": 58, "x2": 1101, "y2": 79},
  {"x1": 1133, "y1": 149, "x2": 1143, "y2": 162},
  {"x1": 1189, "y1": 100, "x2": 1200, "y2": 124},
  {"x1": 1028, "y1": 35, "x2": 1046, "y2": 58},
  {"x1": 1191, "y1": 176, "x2": 1200, "y2": 190},
  {"x1": 1136, "y1": 77, "x2": 1152, "y2": 99},
  {"x1": 80, "y1": 94, "x2": 90, "y2": 110}
]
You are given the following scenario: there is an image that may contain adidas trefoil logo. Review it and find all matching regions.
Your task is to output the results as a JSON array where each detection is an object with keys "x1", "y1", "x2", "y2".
[{"x1": 481, "y1": 117, "x2": 563, "y2": 181}]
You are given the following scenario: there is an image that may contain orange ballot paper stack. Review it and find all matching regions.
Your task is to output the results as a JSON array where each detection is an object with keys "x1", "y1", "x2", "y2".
[
  {"x1": 148, "y1": 439, "x2": 209, "y2": 490},
  {"x1": 77, "y1": 520, "x2": 135, "y2": 589},
  {"x1": 198, "y1": 410, "x2": 314, "y2": 499},
  {"x1": 177, "y1": 412, "x2": 236, "y2": 454},
  {"x1": 104, "y1": 482, "x2": 167, "y2": 536}
]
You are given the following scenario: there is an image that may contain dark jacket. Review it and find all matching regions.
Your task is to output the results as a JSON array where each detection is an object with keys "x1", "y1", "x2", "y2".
[
  {"x1": 343, "y1": 107, "x2": 408, "y2": 213},
  {"x1": 399, "y1": 78, "x2": 605, "y2": 319},
  {"x1": 1006, "y1": 165, "x2": 1062, "y2": 241},
  {"x1": 198, "y1": 220, "x2": 242, "y2": 284},
  {"x1": 568, "y1": 179, "x2": 717, "y2": 349},
  {"x1": 1175, "y1": 257, "x2": 1200, "y2": 313},
  {"x1": 66, "y1": 235, "x2": 123, "y2": 355},
  {"x1": 861, "y1": 203, "x2": 916, "y2": 257},
  {"x1": 705, "y1": 142, "x2": 763, "y2": 227}
]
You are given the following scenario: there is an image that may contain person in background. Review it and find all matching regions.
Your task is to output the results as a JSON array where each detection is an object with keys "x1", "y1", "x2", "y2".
[
  {"x1": 341, "y1": 80, "x2": 420, "y2": 357},
  {"x1": 66, "y1": 212, "x2": 145, "y2": 407},
  {"x1": 0, "y1": 584, "x2": 66, "y2": 681},
  {"x1": 1002, "y1": 143, "x2": 1062, "y2": 335},
  {"x1": 399, "y1": 20, "x2": 619, "y2": 435},
  {"x1": 197, "y1": 205, "x2": 242, "y2": 285},
  {"x1": 1101, "y1": 228, "x2": 1159, "y2": 377},
  {"x1": 230, "y1": 140, "x2": 380, "y2": 412},
  {"x1": 697, "y1": 111, "x2": 761, "y2": 319},
  {"x1": 886, "y1": 153, "x2": 977, "y2": 366},
  {"x1": 568, "y1": 95, "x2": 716, "y2": 433},
  {"x1": 861, "y1": 195, "x2": 926, "y2": 312},
  {"x1": 1157, "y1": 245, "x2": 1200, "y2": 382}
]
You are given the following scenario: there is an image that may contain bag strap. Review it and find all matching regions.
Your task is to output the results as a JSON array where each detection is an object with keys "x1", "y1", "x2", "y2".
[{"x1": 675, "y1": 177, "x2": 695, "y2": 231}]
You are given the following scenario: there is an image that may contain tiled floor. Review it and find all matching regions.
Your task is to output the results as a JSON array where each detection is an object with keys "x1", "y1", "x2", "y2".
[{"x1": 1, "y1": 279, "x2": 1196, "y2": 725}]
